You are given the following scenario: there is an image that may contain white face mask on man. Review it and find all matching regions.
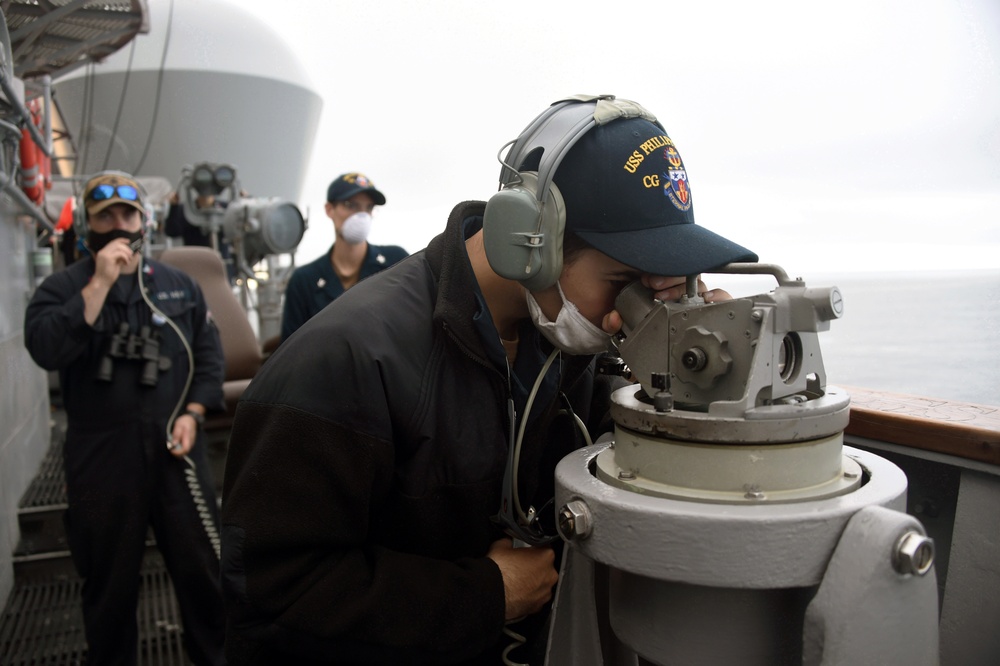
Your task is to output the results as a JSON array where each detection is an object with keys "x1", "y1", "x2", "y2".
[
  {"x1": 525, "y1": 281, "x2": 611, "y2": 355},
  {"x1": 340, "y1": 211, "x2": 372, "y2": 245}
]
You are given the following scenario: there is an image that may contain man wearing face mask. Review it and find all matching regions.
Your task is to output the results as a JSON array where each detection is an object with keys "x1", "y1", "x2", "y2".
[
  {"x1": 221, "y1": 97, "x2": 757, "y2": 665},
  {"x1": 279, "y1": 172, "x2": 408, "y2": 341},
  {"x1": 24, "y1": 172, "x2": 227, "y2": 665}
]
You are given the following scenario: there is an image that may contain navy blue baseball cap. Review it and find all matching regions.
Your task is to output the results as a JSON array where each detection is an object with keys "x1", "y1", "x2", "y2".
[
  {"x1": 326, "y1": 172, "x2": 386, "y2": 205},
  {"x1": 553, "y1": 117, "x2": 757, "y2": 276}
]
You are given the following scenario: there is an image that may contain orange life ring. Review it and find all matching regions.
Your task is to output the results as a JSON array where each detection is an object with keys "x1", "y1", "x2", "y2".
[
  {"x1": 19, "y1": 99, "x2": 49, "y2": 205},
  {"x1": 19, "y1": 128, "x2": 42, "y2": 203}
]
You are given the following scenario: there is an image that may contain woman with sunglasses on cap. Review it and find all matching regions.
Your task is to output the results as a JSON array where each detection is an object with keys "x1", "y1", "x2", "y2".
[{"x1": 24, "y1": 172, "x2": 227, "y2": 666}]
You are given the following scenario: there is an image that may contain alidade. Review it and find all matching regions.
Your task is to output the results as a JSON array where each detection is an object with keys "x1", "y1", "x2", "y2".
[{"x1": 547, "y1": 263, "x2": 939, "y2": 666}]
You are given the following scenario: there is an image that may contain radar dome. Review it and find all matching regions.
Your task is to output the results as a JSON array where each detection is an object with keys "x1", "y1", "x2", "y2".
[{"x1": 52, "y1": 0, "x2": 322, "y2": 205}]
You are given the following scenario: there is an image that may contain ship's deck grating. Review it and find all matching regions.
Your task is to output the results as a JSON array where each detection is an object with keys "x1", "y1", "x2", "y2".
[
  {"x1": 18, "y1": 429, "x2": 67, "y2": 509},
  {"x1": 1, "y1": 553, "x2": 191, "y2": 665},
  {"x1": 2, "y1": 409, "x2": 195, "y2": 665}
]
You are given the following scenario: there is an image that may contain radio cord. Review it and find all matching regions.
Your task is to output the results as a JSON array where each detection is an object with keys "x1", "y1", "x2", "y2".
[
  {"x1": 502, "y1": 625, "x2": 529, "y2": 666},
  {"x1": 502, "y1": 347, "x2": 595, "y2": 666},
  {"x1": 510, "y1": 348, "x2": 593, "y2": 524},
  {"x1": 137, "y1": 254, "x2": 222, "y2": 560}
]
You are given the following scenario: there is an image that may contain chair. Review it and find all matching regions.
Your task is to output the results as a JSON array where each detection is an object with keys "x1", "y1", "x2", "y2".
[{"x1": 158, "y1": 246, "x2": 261, "y2": 430}]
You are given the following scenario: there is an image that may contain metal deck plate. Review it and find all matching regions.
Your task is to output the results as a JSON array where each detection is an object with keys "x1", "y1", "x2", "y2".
[{"x1": 1, "y1": 553, "x2": 189, "y2": 665}]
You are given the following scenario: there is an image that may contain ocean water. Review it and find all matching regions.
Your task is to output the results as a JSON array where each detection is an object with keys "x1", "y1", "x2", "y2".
[{"x1": 721, "y1": 269, "x2": 1000, "y2": 407}]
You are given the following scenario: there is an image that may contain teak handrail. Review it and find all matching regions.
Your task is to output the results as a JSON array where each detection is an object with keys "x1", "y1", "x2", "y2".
[{"x1": 842, "y1": 385, "x2": 1000, "y2": 467}]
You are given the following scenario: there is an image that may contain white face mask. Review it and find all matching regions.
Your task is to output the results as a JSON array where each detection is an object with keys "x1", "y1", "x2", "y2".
[
  {"x1": 340, "y1": 211, "x2": 372, "y2": 245},
  {"x1": 525, "y1": 281, "x2": 611, "y2": 355}
]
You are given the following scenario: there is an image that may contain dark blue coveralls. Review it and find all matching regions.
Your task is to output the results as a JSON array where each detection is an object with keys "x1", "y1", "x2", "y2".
[{"x1": 24, "y1": 255, "x2": 227, "y2": 666}]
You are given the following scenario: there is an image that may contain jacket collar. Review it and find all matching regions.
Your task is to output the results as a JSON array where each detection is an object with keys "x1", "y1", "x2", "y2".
[
  {"x1": 425, "y1": 201, "x2": 489, "y2": 360},
  {"x1": 425, "y1": 201, "x2": 594, "y2": 382}
]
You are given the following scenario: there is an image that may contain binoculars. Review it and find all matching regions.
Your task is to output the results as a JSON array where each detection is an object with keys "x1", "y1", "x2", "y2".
[{"x1": 98, "y1": 322, "x2": 172, "y2": 386}]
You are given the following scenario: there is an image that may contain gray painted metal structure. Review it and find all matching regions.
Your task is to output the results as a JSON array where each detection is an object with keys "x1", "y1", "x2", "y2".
[
  {"x1": 546, "y1": 266, "x2": 941, "y2": 665},
  {"x1": 0, "y1": 194, "x2": 50, "y2": 608}
]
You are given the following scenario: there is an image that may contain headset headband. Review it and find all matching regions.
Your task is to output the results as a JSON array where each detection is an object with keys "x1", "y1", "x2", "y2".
[{"x1": 500, "y1": 94, "x2": 662, "y2": 204}]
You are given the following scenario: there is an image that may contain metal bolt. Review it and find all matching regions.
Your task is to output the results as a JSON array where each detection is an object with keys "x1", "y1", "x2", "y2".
[
  {"x1": 653, "y1": 391, "x2": 674, "y2": 413},
  {"x1": 893, "y1": 532, "x2": 935, "y2": 576},
  {"x1": 558, "y1": 500, "x2": 592, "y2": 541},
  {"x1": 618, "y1": 470, "x2": 636, "y2": 480},
  {"x1": 751, "y1": 309, "x2": 763, "y2": 322},
  {"x1": 681, "y1": 347, "x2": 707, "y2": 371}
]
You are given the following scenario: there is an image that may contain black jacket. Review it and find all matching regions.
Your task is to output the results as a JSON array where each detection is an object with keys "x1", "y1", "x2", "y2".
[{"x1": 221, "y1": 201, "x2": 615, "y2": 664}]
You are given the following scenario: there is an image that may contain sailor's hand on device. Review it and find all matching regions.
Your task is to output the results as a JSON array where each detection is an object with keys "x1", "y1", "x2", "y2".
[
  {"x1": 487, "y1": 538, "x2": 558, "y2": 621},
  {"x1": 643, "y1": 275, "x2": 732, "y2": 304},
  {"x1": 602, "y1": 274, "x2": 733, "y2": 335}
]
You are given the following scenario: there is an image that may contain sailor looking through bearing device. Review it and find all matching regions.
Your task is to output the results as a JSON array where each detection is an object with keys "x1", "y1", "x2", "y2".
[{"x1": 220, "y1": 95, "x2": 757, "y2": 665}]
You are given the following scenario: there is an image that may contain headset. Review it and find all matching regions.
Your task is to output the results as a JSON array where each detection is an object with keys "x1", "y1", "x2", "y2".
[{"x1": 482, "y1": 94, "x2": 661, "y2": 292}]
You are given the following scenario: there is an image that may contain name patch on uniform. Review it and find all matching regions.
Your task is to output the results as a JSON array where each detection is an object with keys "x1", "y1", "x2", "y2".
[{"x1": 156, "y1": 289, "x2": 188, "y2": 301}]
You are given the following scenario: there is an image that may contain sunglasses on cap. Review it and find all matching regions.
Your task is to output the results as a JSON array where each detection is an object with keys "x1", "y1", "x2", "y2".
[{"x1": 88, "y1": 184, "x2": 139, "y2": 202}]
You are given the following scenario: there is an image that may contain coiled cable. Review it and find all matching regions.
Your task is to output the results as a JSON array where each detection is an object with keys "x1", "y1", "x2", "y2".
[
  {"x1": 137, "y1": 253, "x2": 222, "y2": 560},
  {"x1": 501, "y1": 625, "x2": 528, "y2": 666}
]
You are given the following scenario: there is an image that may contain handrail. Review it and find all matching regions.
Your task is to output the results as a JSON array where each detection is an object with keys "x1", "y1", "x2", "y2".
[
  {"x1": 0, "y1": 160, "x2": 54, "y2": 232},
  {"x1": 843, "y1": 385, "x2": 1000, "y2": 466}
]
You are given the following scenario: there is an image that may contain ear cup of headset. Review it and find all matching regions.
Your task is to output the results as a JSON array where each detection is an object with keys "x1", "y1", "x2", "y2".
[
  {"x1": 483, "y1": 172, "x2": 566, "y2": 292},
  {"x1": 484, "y1": 96, "x2": 663, "y2": 292}
]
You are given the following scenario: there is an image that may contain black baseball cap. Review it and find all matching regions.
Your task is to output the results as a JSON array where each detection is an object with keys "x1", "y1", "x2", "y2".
[
  {"x1": 552, "y1": 117, "x2": 757, "y2": 276},
  {"x1": 326, "y1": 172, "x2": 386, "y2": 205}
]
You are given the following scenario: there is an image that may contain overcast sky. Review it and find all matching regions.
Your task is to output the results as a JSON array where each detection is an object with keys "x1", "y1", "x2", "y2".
[{"x1": 231, "y1": 0, "x2": 1000, "y2": 276}]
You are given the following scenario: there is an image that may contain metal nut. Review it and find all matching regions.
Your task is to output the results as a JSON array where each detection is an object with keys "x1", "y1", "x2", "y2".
[
  {"x1": 893, "y1": 531, "x2": 935, "y2": 576},
  {"x1": 557, "y1": 500, "x2": 592, "y2": 541}
]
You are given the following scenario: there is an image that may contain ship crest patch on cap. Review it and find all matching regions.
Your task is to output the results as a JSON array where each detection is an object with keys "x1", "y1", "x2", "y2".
[
  {"x1": 344, "y1": 173, "x2": 372, "y2": 188},
  {"x1": 662, "y1": 145, "x2": 692, "y2": 211}
]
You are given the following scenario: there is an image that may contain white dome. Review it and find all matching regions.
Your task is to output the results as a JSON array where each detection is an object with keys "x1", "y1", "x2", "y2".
[
  {"x1": 51, "y1": 0, "x2": 324, "y2": 204},
  {"x1": 60, "y1": 0, "x2": 316, "y2": 91}
]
